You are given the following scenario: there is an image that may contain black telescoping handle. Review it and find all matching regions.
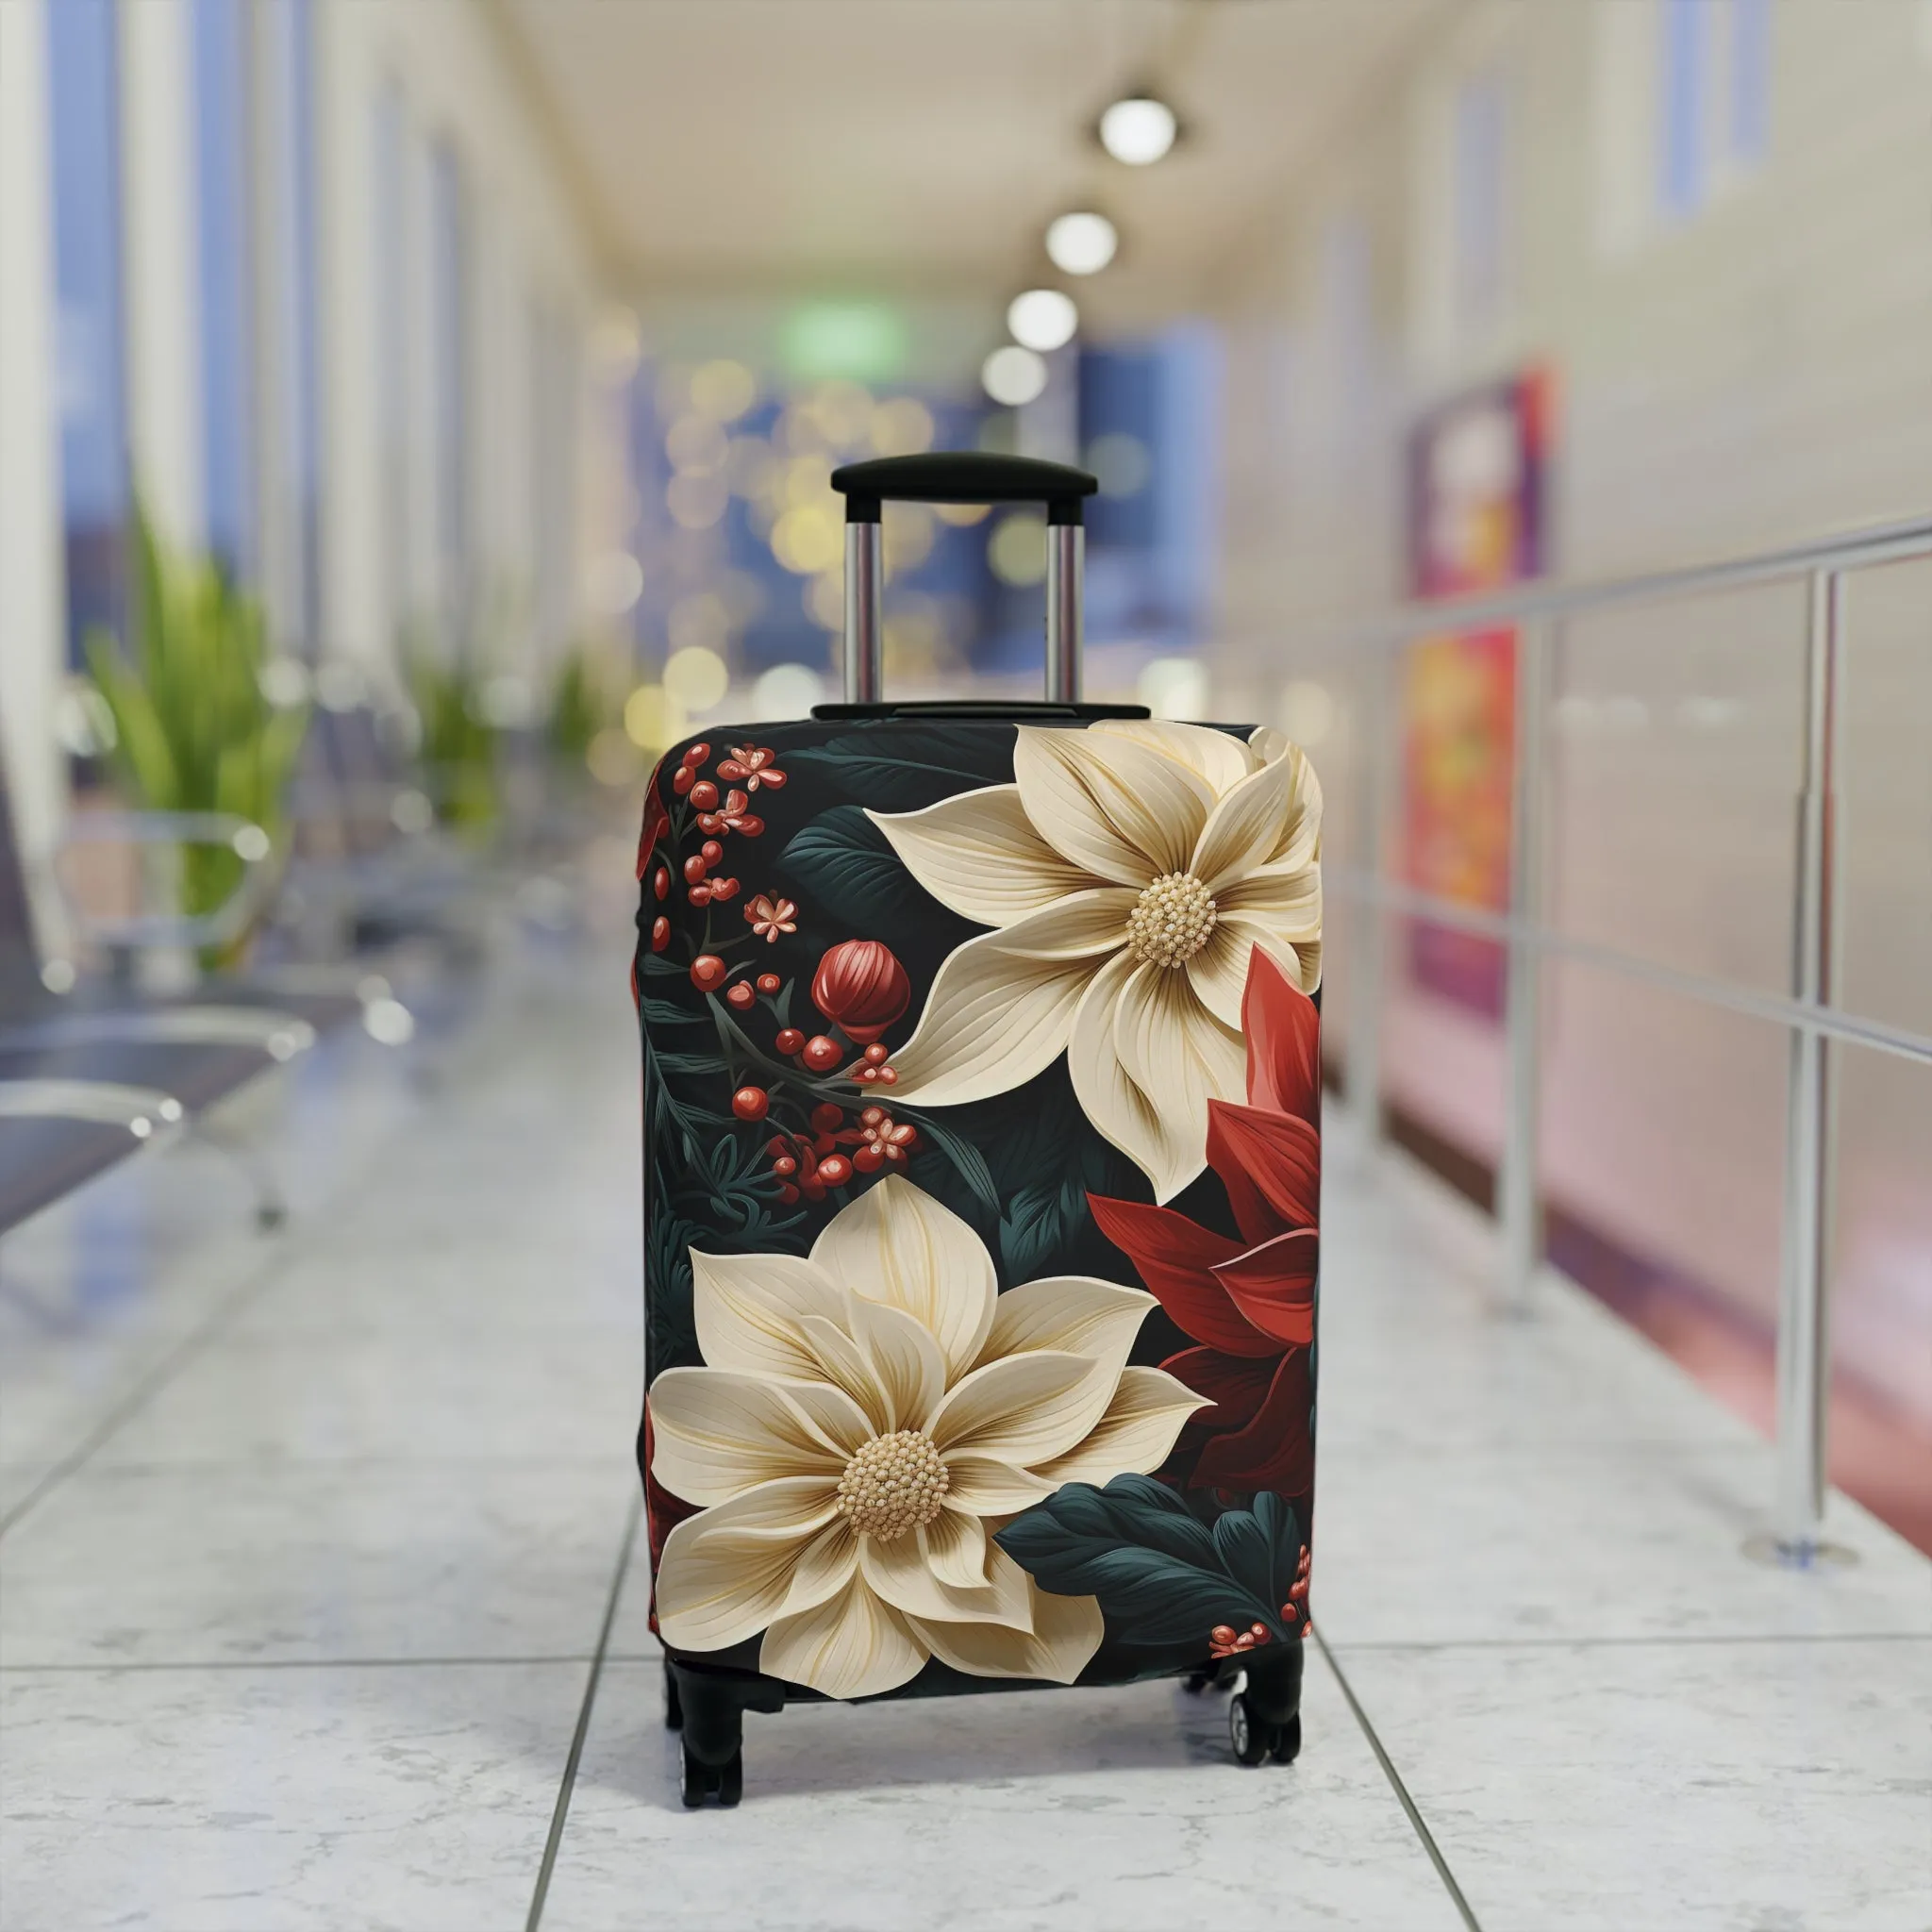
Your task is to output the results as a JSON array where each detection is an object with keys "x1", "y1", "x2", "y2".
[{"x1": 831, "y1": 453, "x2": 1098, "y2": 525}]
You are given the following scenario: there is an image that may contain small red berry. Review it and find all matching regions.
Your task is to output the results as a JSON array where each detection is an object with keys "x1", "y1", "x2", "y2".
[
  {"x1": 650, "y1": 916, "x2": 670, "y2": 952},
  {"x1": 757, "y1": 973, "x2": 781, "y2": 995},
  {"x1": 687, "y1": 885, "x2": 712, "y2": 906},
  {"x1": 652, "y1": 864, "x2": 670, "y2": 901},
  {"x1": 681, "y1": 743, "x2": 709, "y2": 767},
  {"x1": 860, "y1": 1106, "x2": 885, "y2": 1126},
  {"x1": 672, "y1": 766, "x2": 694, "y2": 796},
  {"x1": 876, "y1": 1067, "x2": 897, "y2": 1086},
  {"x1": 695, "y1": 813, "x2": 722, "y2": 834},
  {"x1": 731, "y1": 1085, "x2": 769, "y2": 1121},
  {"x1": 857, "y1": 1066, "x2": 878, "y2": 1083},
  {"x1": 725, "y1": 982, "x2": 756, "y2": 1011},
  {"x1": 737, "y1": 814, "x2": 765, "y2": 837},
  {"x1": 701, "y1": 840, "x2": 724, "y2": 865},
  {"x1": 773, "y1": 1155, "x2": 796, "y2": 1177},
  {"x1": 775, "y1": 1028, "x2": 805, "y2": 1057},
  {"x1": 816, "y1": 1154, "x2": 852, "y2": 1187},
  {"x1": 1281, "y1": 1603, "x2": 1299, "y2": 1623},
  {"x1": 689, "y1": 780, "x2": 719, "y2": 810},
  {"x1": 691, "y1": 955, "x2": 727, "y2": 991},
  {"x1": 1233, "y1": 1632, "x2": 1256, "y2": 1650},
  {"x1": 1249, "y1": 1623, "x2": 1268, "y2": 1640},
  {"x1": 716, "y1": 758, "x2": 746, "y2": 781},
  {"x1": 809, "y1": 1102, "x2": 844, "y2": 1134},
  {"x1": 853, "y1": 1145, "x2": 885, "y2": 1174},
  {"x1": 776, "y1": 1182, "x2": 799, "y2": 1205},
  {"x1": 863, "y1": 1042, "x2": 890, "y2": 1065},
  {"x1": 800, "y1": 1175, "x2": 826, "y2": 1201},
  {"x1": 708, "y1": 877, "x2": 740, "y2": 902},
  {"x1": 802, "y1": 1037, "x2": 842, "y2": 1074},
  {"x1": 683, "y1": 854, "x2": 708, "y2": 884},
  {"x1": 1210, "y1": 1624, "x2": 1238, "y2": 1646}
]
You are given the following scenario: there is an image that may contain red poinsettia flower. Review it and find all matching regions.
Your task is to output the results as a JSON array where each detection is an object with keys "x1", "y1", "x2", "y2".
[
  {"x1": 717, "y1": 744, "x2": 788, "y2": 791},
  {"x1": 1089, "y1": 944, "x2": 1321, "y2": 1496}
]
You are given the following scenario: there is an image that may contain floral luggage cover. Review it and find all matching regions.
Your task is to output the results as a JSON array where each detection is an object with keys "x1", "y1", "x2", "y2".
[{"x1": 634, "y1": 712, "x2": 1323, "y2": 1704}]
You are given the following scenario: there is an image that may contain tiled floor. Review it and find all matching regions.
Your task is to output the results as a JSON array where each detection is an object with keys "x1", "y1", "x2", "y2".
[{"x1": 2, "y1": 932, "x2": 1927, "y2": 1932}]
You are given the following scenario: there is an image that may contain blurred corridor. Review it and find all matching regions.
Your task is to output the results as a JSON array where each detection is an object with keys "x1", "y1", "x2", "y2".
[{"x1": 0, "y1": 1, "x2": 1928, "y2": 1926}]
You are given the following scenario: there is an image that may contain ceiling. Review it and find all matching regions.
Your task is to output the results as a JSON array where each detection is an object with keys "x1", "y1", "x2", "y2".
[{"x1": 500, "y1": 0, "x2": 1448, "y2": 350}]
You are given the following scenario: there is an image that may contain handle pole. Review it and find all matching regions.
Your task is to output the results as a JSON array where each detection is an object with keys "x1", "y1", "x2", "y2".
[
  {"x1": 843, "y1": 521, "x2": 885, "y2": 703},
  {"x1": 1045, "y1": 525, "x2": 1083, "y2": 702}
]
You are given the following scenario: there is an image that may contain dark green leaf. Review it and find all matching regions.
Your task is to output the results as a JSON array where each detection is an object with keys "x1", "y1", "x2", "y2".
[
  {"x1": 996, "y1": 1474, "x2": 1299, "y2": 1651},
  {"x1": 786, "y1": 728, "x2": 1013, "y2": 809},
  {"x1": 895, "y1": 1107, "x2": 999, "y2": 1216},
  {"x1": 780, "y1": 806, "x2": 936, "y2": 928}
]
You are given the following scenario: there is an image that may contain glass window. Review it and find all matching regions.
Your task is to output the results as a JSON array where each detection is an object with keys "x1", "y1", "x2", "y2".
[
  {"x1": 373, "y1": 79, "x2": 411, "y2": 637},
  {"x1": 264, "y1": 0, "x2": 322, "y2": 649},
  {"x1": 1729, "y1": 0, "x2": 1773, "y2": 164},
  {"x1": 192, "y1": 0, "x2": 255, "y2": 581},
  {"x1": 1659, "y1": 0, "x2": 1708, "y2": 215},
  {"x1": 46, "y1": 0, "x2": 129, "y2": 667},
  {"x1": 1451, "y1": 72, "x2": 1507, "y2": 335},
  {"x1": 428, "y1": 138, "x2": 469, "y2": 637}
]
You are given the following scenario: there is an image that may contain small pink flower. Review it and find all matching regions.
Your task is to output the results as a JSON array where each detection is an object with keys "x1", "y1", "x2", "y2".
[
  {"x1": 745, "y1": 894, "x2": 797, "y2": 942},
  {"x1": 718, "y1": 745, "x2": 788, "y2": 792}
]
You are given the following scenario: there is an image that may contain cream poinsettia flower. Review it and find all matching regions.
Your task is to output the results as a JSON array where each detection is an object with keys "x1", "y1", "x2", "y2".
[
  {"x1": 868, "y1": 719, "x2": 1322, "y2": 1203},
  {"x1": 650, "y1": 1176, "x2": 1207, "y2": 1700}
]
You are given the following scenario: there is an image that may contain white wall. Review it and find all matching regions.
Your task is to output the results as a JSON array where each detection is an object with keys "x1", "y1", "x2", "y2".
[{"x1": 1202, "y1": 0, "x2": 1932, "y2": 1422}]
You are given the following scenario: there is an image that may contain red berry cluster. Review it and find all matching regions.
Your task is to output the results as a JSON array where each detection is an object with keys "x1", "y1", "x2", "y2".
[
  {"x1": 1206, "y1": 1542, "x2": 1312, "y2": 1660},
  {"x1": 647, "y1": 741, "x2": 791, "y2": 952},
  {"x1": 765, "y1": 1103, "x2": 921, "y2": 1203}
]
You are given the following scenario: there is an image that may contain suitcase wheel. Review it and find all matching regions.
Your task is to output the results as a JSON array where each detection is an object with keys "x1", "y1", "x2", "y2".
[
  {"x1": 680, "y1": 1745, "x2": 743, "y2": 1808},
  {"x1": 663, "y1": 1659, "x2": 683, "y2": 1732},
  {"x1": 1229, "y1": 1692, "x2": 1300, "y2": 1768}
]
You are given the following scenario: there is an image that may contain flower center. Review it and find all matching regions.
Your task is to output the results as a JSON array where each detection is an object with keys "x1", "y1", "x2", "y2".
[
  {"x1": 1126, "y1": 872, "x2": 1218, "y2": 969},
  {"x1": 835, "y1": 1429, "x2": 950, "y2": 1541}
]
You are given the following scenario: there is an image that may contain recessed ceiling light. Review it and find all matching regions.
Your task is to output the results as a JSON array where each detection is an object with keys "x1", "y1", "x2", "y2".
[
  {"x1": 1099, "y1": 94, "x2": 1178, "y2": 167},
  {"x1": 982, "y1": 344, "x2": 1049, "y2": 408},
  {"x1": 1007, "y1": 289, "x2": 1079, "y2": 353},
  {"x1": 1044, "y1": 210, "x2": 1118, "y2": 276}
]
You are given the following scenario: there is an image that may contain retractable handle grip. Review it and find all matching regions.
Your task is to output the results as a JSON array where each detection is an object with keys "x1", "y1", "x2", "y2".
[{"x1": 831, "y1": 454, "x2": 1098, "y2": 705}]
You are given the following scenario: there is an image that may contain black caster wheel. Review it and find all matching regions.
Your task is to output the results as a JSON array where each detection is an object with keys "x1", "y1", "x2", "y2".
[
  {"x1": 680, "y1": 1746, "x2": 709, "y2": 1808},
  {"x1": 1182, "y1": 1670, "x2": 1213, "y2": 1695},
  {"x1": 663, "y1": 1660, "x2": 683, "y2": 1732},
  {"x1": 716, "y1": 1751, "x2": 743, "y2": 1808},
  {"x1": 1268, "y1": 1714, "x2": 1303, "y2": 1764},
  {"x1": 1228, "y1": 1691, "x2": 1271, "y2": 1767}
]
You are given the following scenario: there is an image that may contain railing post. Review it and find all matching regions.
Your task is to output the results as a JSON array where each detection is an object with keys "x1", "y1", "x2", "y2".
[
  {"x1": 1349, "y1": 644, "x2": 1393, "y2": 1144},
  {"x1": 1499, "y1": 618, "x2": 1551, "y2": 1314},
  {"x1": 1767, "y1": 569, "x2": 1844, "y2": 1565}
]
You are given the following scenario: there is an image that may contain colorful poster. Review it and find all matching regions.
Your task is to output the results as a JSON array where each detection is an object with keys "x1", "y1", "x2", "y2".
[{"x1": 1402, "y1": 370, "x2": 1550, "y2": 1019}]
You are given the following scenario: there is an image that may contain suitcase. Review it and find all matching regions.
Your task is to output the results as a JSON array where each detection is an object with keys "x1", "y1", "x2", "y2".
[{"x1": 634, "y1": 453, "x2": 1324, "y2": 1806}]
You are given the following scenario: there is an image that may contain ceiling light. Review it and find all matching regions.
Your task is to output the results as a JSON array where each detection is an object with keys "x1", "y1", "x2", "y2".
[
  {"x1": 981, "y1": 344, "x2": 1049, "y2": 408},
  {"x1": 1099, "y1": 94, "x2": 1178, "y2": 167},
  {"x1": 1044, "y1": 210, "x2": 1118, "y2": 276},
  {"x1": 1007, "y1": 289, "x2": 1078, "y2": 353}
]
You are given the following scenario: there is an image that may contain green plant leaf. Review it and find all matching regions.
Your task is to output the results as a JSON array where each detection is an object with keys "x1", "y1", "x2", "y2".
[
  {"x1": 996, "y1": 1474, "x2": 1300, "y2": 1651},
  {"x1": 779, "y1": 805, "x2": 934, "y2": 927}
]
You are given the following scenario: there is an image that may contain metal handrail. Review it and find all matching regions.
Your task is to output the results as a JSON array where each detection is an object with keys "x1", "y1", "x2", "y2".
[{"x1": 1324, "y1": 510, "x2": 1932, "y2": 1568}]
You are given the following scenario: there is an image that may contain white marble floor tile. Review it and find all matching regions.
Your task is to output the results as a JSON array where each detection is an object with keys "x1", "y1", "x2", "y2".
[
  {"x1": 0, "y1": 1661, "x2": 582, "y2": 1932},
  {"x1": 540, "y1": 1652, "x2": 1468, "y2": 1932},
  {"x1": 88, "y1": 1326, "x2": 641, "y2": 1468},
  {"x1": 1329, "y1": 1637, "x2": 1932, "y2": 1932},
  {"x1": 0, "y1": 1460, "x2": 633, "y2": 1666},
  {"x1": 227, "y1": 1232, "x2": 639, "y2": 1337},
  {"x1": 1313, "y1": 1437, "x2": 1932, "y2": 1648}
]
